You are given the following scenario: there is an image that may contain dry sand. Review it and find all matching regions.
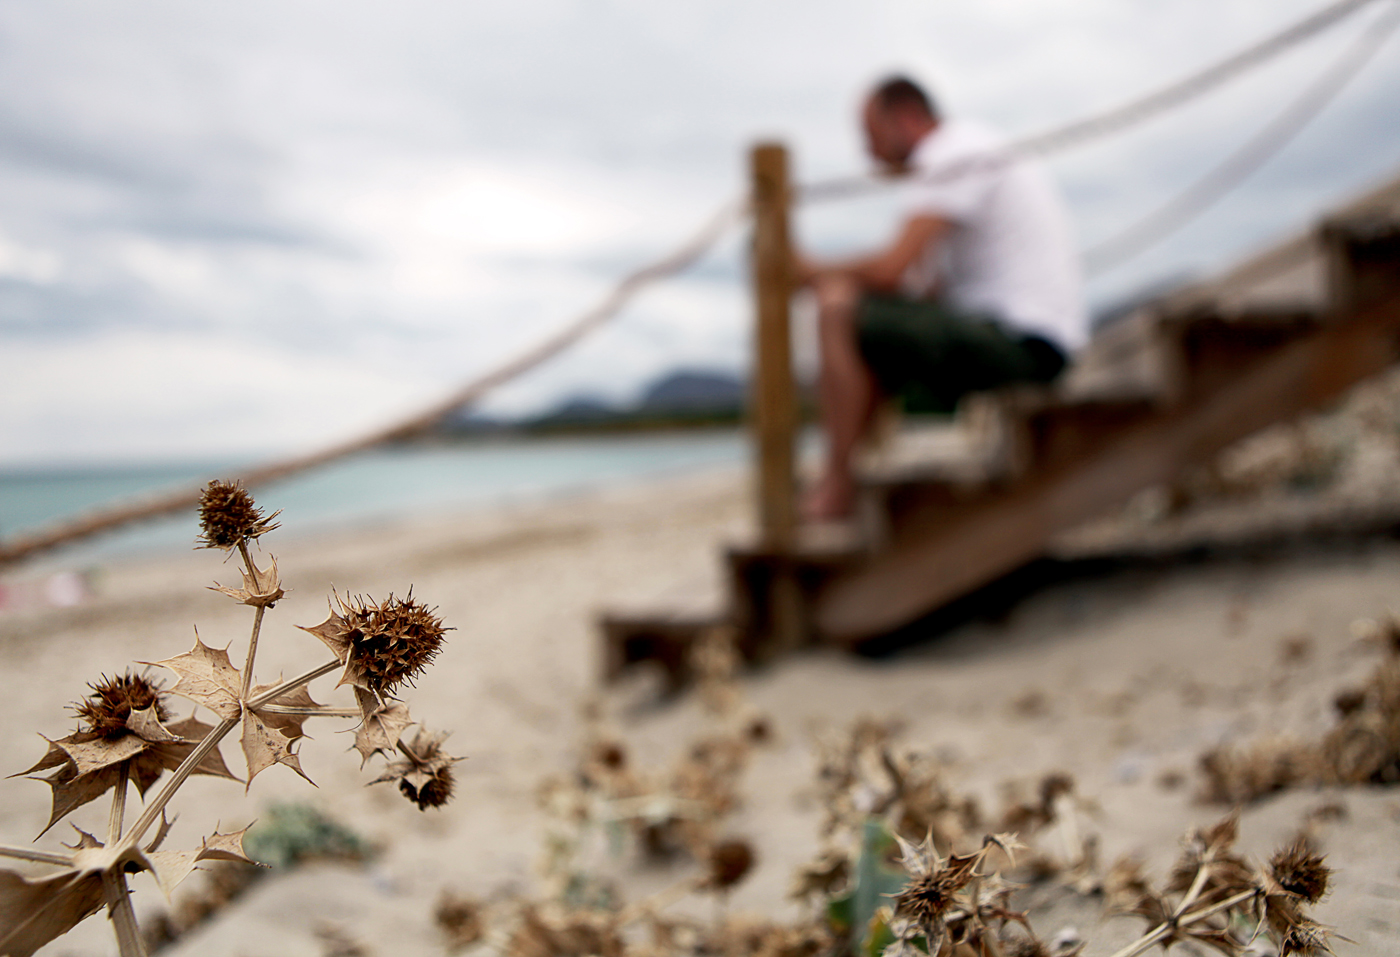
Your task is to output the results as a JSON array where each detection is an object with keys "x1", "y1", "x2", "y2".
[{"x1": 3, "y1": 460, "x2": 1400, "y2": 956}]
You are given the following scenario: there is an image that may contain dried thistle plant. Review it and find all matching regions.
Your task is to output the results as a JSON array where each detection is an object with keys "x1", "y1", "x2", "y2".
[
  {"x1": 1103, "y1": 816, "x2": 1338, "y2": 957},
  {"x1": 1198, "y1": 615, "x2": 1400, "y2": 804},
  {"x1": 0, "y1": 481, "x2": 458, "y2": 957},
  {"x1": 435, "y1": 891, "x2": 486, "y2": 951},
  {"x1": 536, "y1": 703, "x2": 763, "y2": 888}
]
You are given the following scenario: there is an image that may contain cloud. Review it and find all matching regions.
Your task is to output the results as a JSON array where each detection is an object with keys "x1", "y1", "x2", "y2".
[{"x1": 0, "y1": 0, "x2": 1398, "y2": 463}]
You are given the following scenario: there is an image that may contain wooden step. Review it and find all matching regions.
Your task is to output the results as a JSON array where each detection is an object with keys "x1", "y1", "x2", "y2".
[
  {"x1": 814, "y1": 289, "x2": 1400, "y2": 645},
  {"x1": 599, "y1": 607, "x2": 724, "y2": 693},
  {"x1": 597, "y1": 207, "x2": 1400, "y2": 683}
]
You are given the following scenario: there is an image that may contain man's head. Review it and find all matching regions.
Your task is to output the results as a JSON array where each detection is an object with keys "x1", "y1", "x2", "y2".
[{"x1": 863, "y1": 76, "x2": 939, "y2": 170}]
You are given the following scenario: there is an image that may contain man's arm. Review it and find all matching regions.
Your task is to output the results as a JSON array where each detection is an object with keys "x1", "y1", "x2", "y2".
[{"x1": 799, "y1": 214, "x2": 950, "y2": 294}]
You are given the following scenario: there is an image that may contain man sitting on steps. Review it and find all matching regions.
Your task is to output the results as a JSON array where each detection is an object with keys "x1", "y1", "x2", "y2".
[{"x1": 799, "y1": 75, "x2": 1087, "y2": 520}]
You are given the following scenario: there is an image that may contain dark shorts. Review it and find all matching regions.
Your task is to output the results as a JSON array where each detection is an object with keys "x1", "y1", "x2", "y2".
[{"x1": 856, "y1": 295, "x2": 1067, "y2": 414}]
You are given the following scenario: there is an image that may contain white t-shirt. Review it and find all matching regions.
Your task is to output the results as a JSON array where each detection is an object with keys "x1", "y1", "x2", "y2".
[{"x1": 899, "y1": 119, "x2": 1086, "y2": 351}]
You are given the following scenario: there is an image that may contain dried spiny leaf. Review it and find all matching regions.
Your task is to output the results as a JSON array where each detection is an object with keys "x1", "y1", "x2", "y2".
[
  {"x1": 301, "y1": 592, "x2": 449, "y2": 696},
  {"x1": 983, "y1": 831, "x2": 1026, "y2": 867},
  {"x1": 371, "y1": 726, "x2": 463, "y2": 810},
  {"x1": 352, "y1": 688, "x2": 413, "y2": 767},
  {"x1": 142, "y1": 850, "x2": 199, "y2": 902},
  {"x1": 241, "y1": 706, "x2": 312, "y2": 788},
  {"x1": 0, "y1": 866, "x2": 106, "y2": 957},
  {"x1": 145, "y1": 634, "x2": 244, "y2": 722},
  {"x1": 72, "y1": 672, "x2": 169, "y2": 739},
  {"x1": 196, "y1": 826, "x2": 260, "y2": 866},
  {"x1": 0, "y1": 827, "x2": 214, "y2": 955},
  {"x1": 211, "y1": 553, "x2": 284, "y2": 607},
  {"x1": 249, "y1": 682, "x2": 322, "y2": 744},
  {"x1": 244, "y1": 673, "x2": 327, "y2": 788},
  {"x1": 196, "y1": 480, "x2": 279, "y2": 550}
]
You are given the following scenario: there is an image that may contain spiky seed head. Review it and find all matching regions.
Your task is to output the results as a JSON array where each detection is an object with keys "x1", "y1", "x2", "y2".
[
  {"x1": 746, "y1": 715, "x2": 773, "y2": 744},
  {"x1": 196, "y1": 480, "x2": 280, "y2": 549},
  {"x1": 1269, "y1": 841, "x2": 1330, "y2": 904},
  {"x1": 402, "y1": 765, "x2": 455, "y2": 810},
  {"x1": 1332, "y1": 687, "x2": 1366, "y2": 717},
  {"x1": 73, "y1": 672, "x2": 168, "y2": 739},
  {"x1": 592, "y1": 741, "x2": 628, "y2": 771},
  {"x1": 893, "y1": 871, "x2": 958, "y2": 930},
  {"x1": 1003, "y1": 937, "x2": 1051, "y2": 957},
  {"x1": 889, "y1": 833, "x2": 984, "y2": 943},
  {"x1": 340, "y1": 593, "x2": 448, "y2": 694},
  {"x1": 371, "y1": 726, "x2": 462, "y2": 811},
  {"x1": 706, "y1": 838, "x2": 756, "y2": 891},
  {"x1": 1279, "y1": 921, "x2": 1335, "y2": 956}
]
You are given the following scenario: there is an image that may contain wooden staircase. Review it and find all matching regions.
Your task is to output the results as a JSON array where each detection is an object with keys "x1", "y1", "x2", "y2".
[{"x1": 600, "y1": 152, "x2": 1400, "y2": 690}]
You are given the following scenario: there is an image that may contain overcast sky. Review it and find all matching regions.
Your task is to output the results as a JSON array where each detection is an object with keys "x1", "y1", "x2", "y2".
[{"x1": 1, "y1": 0, "x2": 1398, "y2": 466}]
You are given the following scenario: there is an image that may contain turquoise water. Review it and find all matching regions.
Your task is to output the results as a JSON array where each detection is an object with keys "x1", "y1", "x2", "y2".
[{"x1": 0, "y1": 431, "x2": 746, "y2": 568}]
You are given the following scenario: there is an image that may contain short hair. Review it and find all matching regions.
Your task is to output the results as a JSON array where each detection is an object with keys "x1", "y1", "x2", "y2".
[{"x1": 871, "y1": 76, "x2": 939, "y2": 121}]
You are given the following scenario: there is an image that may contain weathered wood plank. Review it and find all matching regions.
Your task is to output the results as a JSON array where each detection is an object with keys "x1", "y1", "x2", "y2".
[
  {"x1": 816, "y1": 289, "x2": 1400, "y2": 643},
  {"x1": 750, "y1": 143, "x2": 798, "y2": 550},
  {"x1": 749, "y1": 142, "x2": 803, "y2": 656}
]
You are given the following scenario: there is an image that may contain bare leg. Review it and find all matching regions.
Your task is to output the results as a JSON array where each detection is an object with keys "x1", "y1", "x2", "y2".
[{"x1": 804, "y1": 273, "x2": 879, "y2": 521}]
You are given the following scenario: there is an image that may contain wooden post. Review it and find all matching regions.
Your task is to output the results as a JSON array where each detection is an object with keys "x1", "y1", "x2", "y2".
[
  {"x1": 751, "y1": 143, "x2": 798, "y2": 547},
  {"x1": 749, "y1": 142, "x2": 803, "y2": 654}
]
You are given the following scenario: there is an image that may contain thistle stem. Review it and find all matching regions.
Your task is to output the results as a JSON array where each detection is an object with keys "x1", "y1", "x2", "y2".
[
  {"x1": 236, "y1": 541, "x2": 265, "y2": 700},
  {"x1": 122, "y1": 658, "x2": 340, "y2": 850},
  {"x1": 102, "y1": 869, "x2": 148, "y2": 957},
  {"x1": 1106, "y1": 888, "x2": 1259, "y2": 957},
  {"x1": 107, "y1": 760, "x2": 130, "y2": 846},
  {"x1": 247, "y1": 659, "x2": 341, "y2": 710},
  {"x1": 618, "y1": 875, "x2": 704, "y2": 926},
  {"x1": 0, "y1": 844, "x2": 72, "y2": 866},
  {"x1": 1172, "y1": 860, "x2": 1213, "y2": 919},
  {"x1": 241, "y1": 608, "x2": 266, "y2": 698},
  {"x1": 258, "y1": 705, "x2": 360, "y2": 718},
  {"x1": 123, "y1": 716, "x2": 239, "y2": 850}
]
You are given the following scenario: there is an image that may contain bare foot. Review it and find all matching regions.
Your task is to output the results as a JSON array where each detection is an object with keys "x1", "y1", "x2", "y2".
[{"x1": 802, "y1": 471, "x2": 856, "y2": 522}]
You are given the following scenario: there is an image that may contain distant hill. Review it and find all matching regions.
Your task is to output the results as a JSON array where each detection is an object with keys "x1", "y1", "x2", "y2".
[
  {"x1": 640, "y1": 369, "x2": 745, "y2": 412},
  {"x1": 531, "y1": 395, "x2": 620, "y2": 426},
  {"x1": 433, "y1": 367, "x2": 747, "y2": 438}
]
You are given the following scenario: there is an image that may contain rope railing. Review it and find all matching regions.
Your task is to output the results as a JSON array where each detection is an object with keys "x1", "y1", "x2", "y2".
[
  {"x1": 1084, "y1": 0, "x2": 1400, "y2": 273},
  {"x1": 798, "y1": 0, "x2": 1386, "y2": 203},
  {"x1": 0, "y1": 0, "x2": 1387, "y2": 565},
  {"x1": 0, "y1": 199, "x2": 747, "y2": 565}
]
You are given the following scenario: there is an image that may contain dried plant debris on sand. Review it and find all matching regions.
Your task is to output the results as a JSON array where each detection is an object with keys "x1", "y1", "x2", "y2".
[
  {"x1": 499, "y1": 709, "x2": 1346, "y2": 957},
  {"x1": 1199, "y1": 616, "x2": 1400, "y2": 803}
]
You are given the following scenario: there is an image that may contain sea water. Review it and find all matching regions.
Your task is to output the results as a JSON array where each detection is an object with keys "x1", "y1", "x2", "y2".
[{"x1": 0, "y1": 431, "x2": 747, "y2": 569}]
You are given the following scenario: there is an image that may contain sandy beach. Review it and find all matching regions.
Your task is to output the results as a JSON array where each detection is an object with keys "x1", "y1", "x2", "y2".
[{"x1": 4, "y1": 450, "x2": 1400, "y2": 956}]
